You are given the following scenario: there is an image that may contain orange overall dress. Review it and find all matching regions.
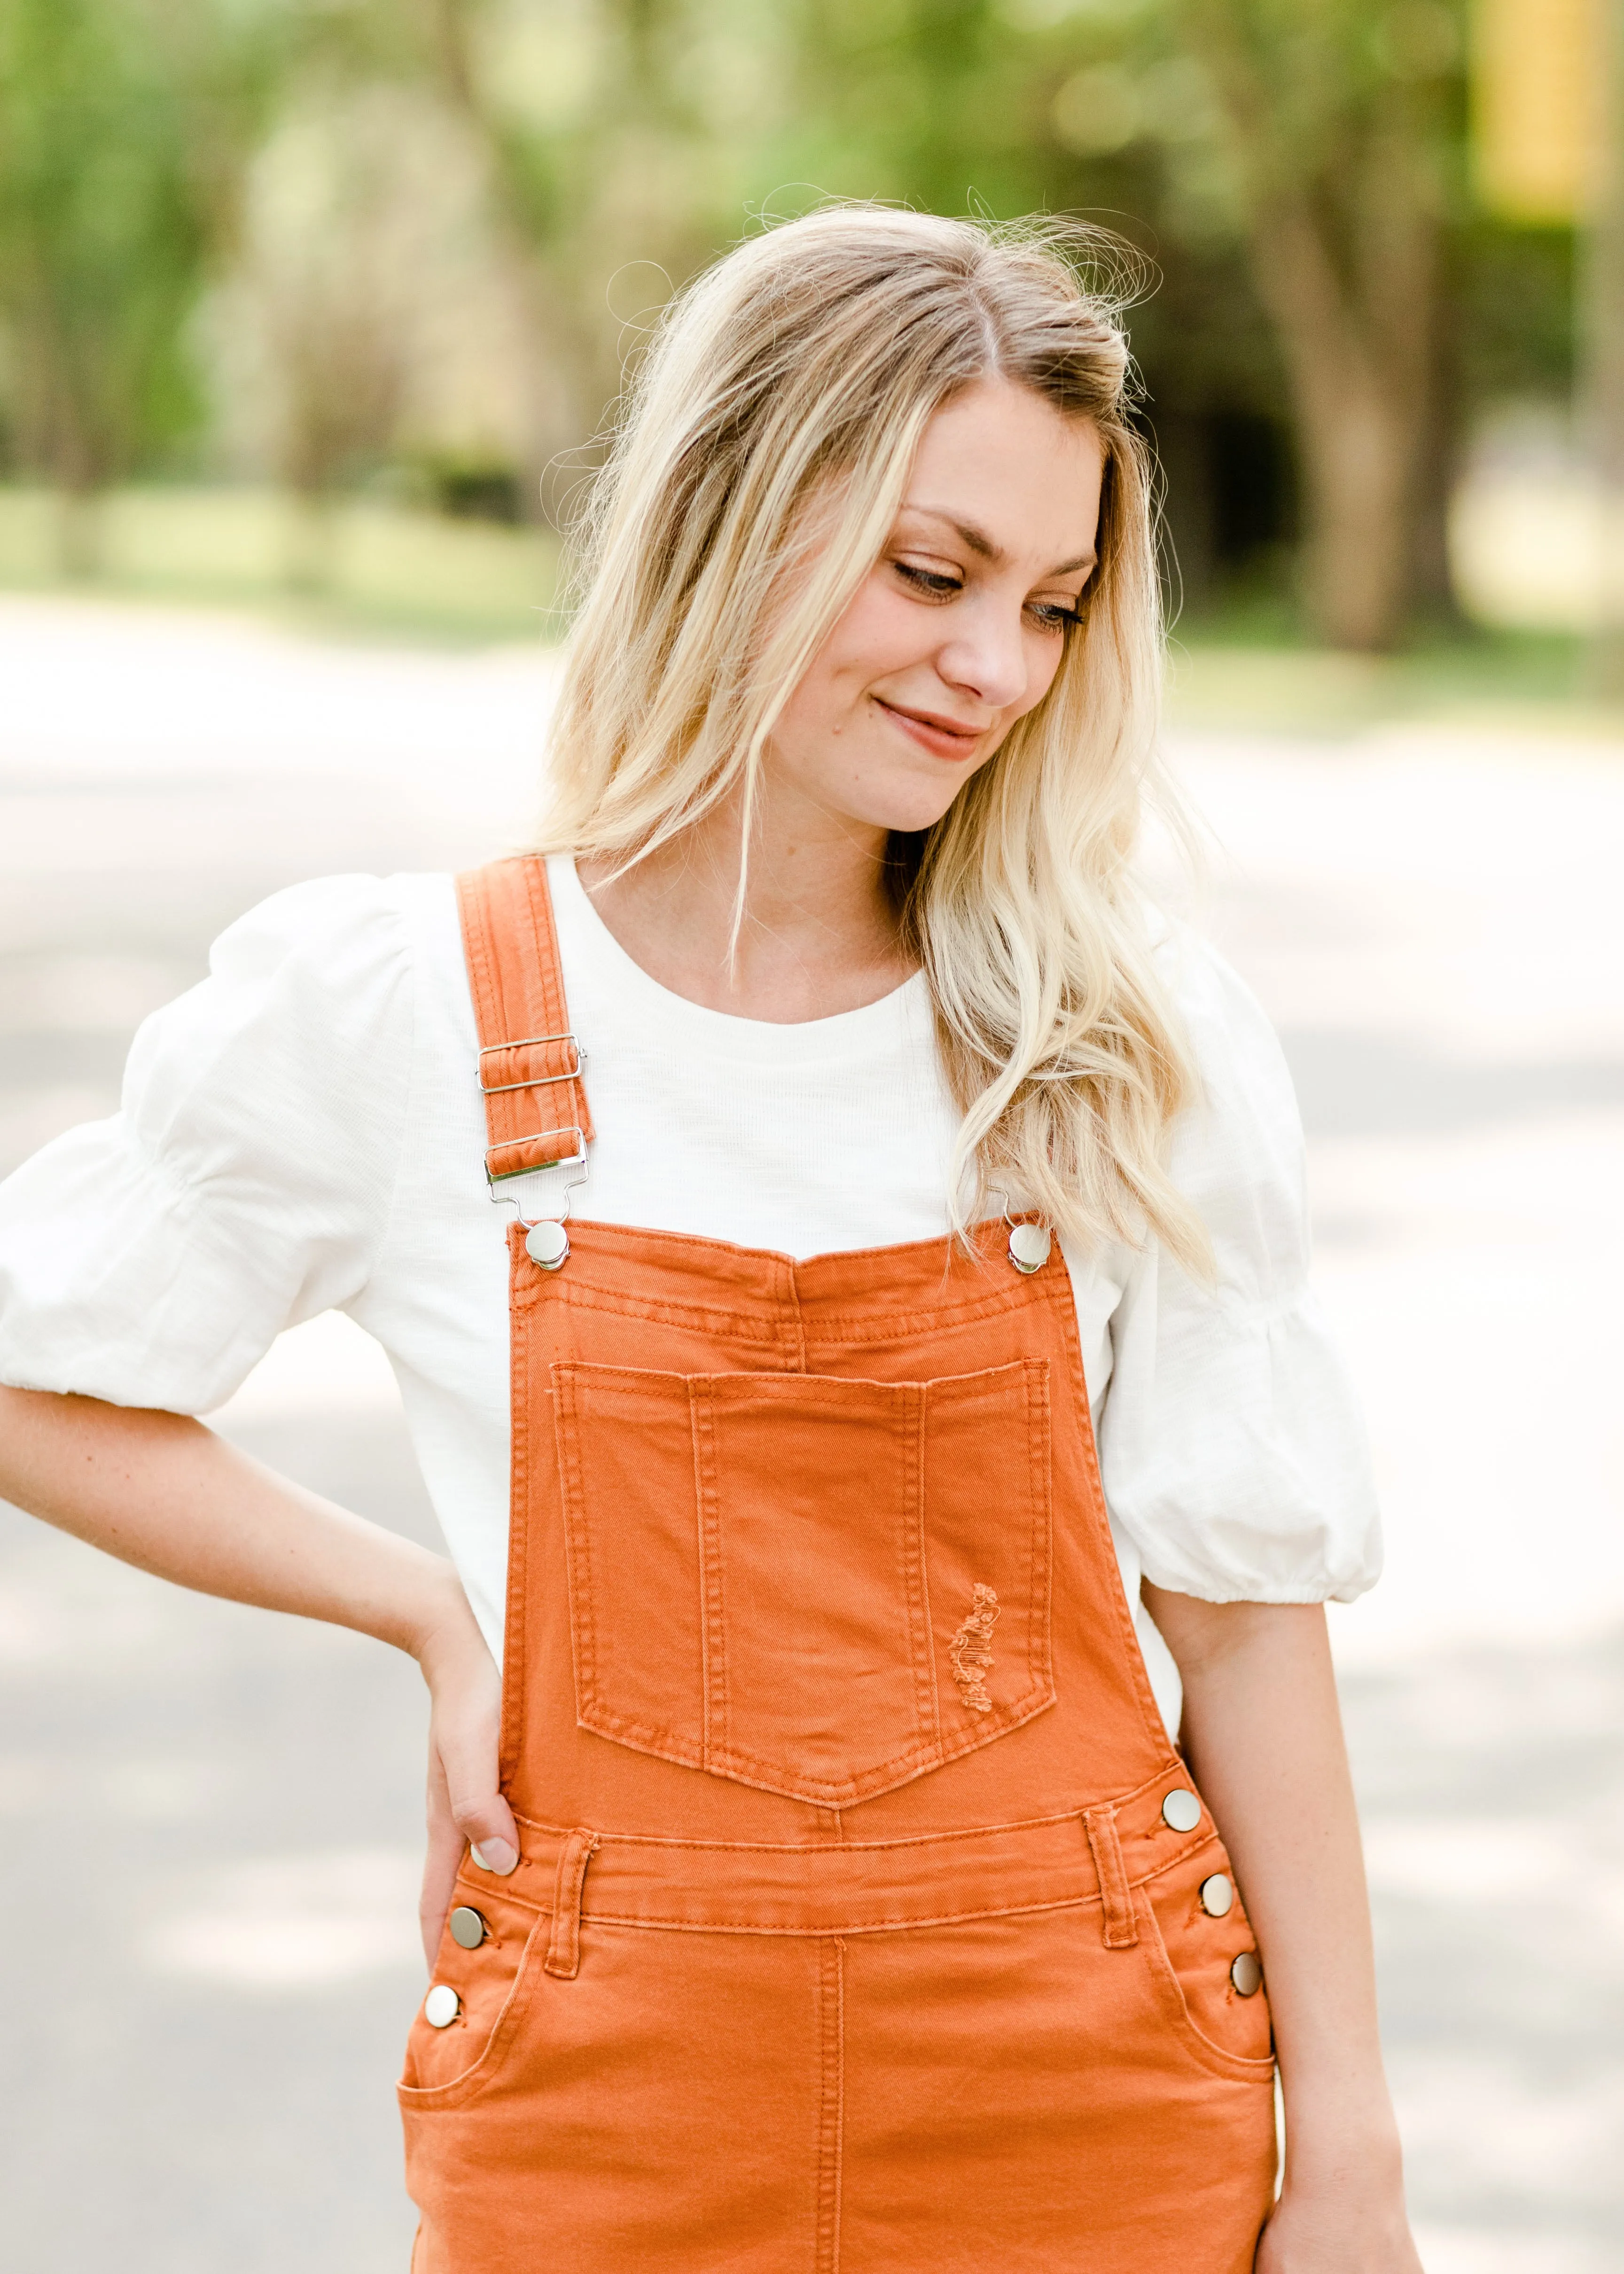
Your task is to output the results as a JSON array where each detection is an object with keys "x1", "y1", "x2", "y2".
[{"x1": 398, "y1": 858, "x2": 1278, "y2": 2272}]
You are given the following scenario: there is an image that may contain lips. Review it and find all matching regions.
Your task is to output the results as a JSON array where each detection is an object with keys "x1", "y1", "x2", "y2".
[{"x1": 874, "y1": 697, "x2": 988, "y2": 762}]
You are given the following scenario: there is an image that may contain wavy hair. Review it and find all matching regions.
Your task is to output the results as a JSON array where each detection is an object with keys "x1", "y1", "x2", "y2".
[{"x1": 537, "y1": 204, "x2": 1207, "y2": 1269}]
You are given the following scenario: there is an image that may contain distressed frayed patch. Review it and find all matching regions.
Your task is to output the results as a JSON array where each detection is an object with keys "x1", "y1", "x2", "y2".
[{"x1": 949, "y1": 1584, "x2": 1000, "y2": 1713}]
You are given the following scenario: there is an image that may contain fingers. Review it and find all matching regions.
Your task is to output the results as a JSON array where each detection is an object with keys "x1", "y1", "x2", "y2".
[
  {"x1": 419, "y1": 1748, "x2": 465, "y2": 1968},
  {"x1": 417, "y1": 1644, "x2": 519, "y2": 1967},
  {"x1": 437, "y1": 1686, "x2": 520, "y2": 1875},
  {"x1": 453, "y1": 1799, "x2": 520, "y2": 1876}
]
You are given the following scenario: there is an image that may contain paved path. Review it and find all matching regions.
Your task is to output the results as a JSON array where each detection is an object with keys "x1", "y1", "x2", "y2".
[{"x1": 0, "y1": 597, "x2": 1619, "y2": 2270}]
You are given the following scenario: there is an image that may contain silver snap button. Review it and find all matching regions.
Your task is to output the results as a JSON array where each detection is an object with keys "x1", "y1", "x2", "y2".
[
  {"x1": 1007, "y1": 1223, "x2": 1052, "y2": 1274},
  {"x1": 525, "y1": 1220, "x2": 570, "y2": 1270},
  {"x1": 1199, "y1": 1873, "x2": 1234, "y2": 1918},
  {"x1": 1230, "y1": 1951, "x2": 1263, "y2": 1998},
  {"x1": 448, "y1": 1906, "x2": 488, "y2": 1950},
  {"x1": 1161, "y1": 1787, "x2": 1202, "y2": 1834},
  {"x1": 423, "y1": 1983, "x2": 461, "y2": 2029}
]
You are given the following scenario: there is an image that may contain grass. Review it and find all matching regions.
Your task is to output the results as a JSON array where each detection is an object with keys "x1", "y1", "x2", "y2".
[
  {"x1": 0, "y1": 483, "x2": 1619, "y2": 739},
  {"x1": 0, "y1": 483, "x2": 563, "y2": 646},
  {"x1": 1165, "y1": 612, "x2": 1603, "y2": 738}
]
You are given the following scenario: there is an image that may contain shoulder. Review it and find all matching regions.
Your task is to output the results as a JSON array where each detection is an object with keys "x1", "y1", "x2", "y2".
[
  {"x1": 0, "y1": 877, "x2": 463, "y2": 1405},
  {"x1": 1148, "y1": 918, "x2": 1308, "y2": 1295},
  {"x1": 202, "y1": 870, "x2": 452, "y2": 989},
  {"x1": 185, "y1": 870, "x2": 465, "y2": 1046},
  {"x1": 124, "y1": 871, "x2": 461, "y2": 1161},
  {"x1": 1153, "y1": 919, "x2": 1301, "y2": 1156},
  {"x1": 1153, "y1": 920, "x2": 1294, "y2": 1102}
]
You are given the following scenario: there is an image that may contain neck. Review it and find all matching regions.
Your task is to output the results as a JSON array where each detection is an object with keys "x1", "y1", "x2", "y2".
[{"x1": 577, "y1": 778, "x2": 916, "y2": 1023}]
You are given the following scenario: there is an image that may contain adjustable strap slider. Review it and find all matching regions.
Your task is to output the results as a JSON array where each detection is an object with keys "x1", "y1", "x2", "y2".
[
  {"x1": 478, "y1": 1032, "x2": 585, "y2": 1095},
  {"x1": 484, "y1": 1127, "x2": 589, "y2": 1184}
]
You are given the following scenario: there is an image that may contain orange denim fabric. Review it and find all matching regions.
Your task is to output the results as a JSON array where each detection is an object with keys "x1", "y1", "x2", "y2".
[{"x1": 399, "y1": 858, "x2": 1277, "y2": 2271}]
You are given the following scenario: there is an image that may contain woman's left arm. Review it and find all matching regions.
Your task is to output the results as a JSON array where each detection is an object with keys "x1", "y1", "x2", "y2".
[{"x1": 1141, "y1": 1587, "x2": 1423, "y2": 2274}]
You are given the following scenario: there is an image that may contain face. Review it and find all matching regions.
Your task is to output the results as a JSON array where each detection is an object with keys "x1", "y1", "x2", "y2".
[{"x1": 766, "y1": 379, "x2": 1106, "y2": 838}]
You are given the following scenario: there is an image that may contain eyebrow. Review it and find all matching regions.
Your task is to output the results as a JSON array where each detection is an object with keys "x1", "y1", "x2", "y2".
[{"x1": 905, "y1": 505, "x2": 1096, "y2": 579}]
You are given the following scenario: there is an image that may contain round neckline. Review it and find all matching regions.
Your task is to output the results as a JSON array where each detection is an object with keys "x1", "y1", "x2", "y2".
[{"x1": 549, "y1": 854, "x2": 931, "y2": 1062}]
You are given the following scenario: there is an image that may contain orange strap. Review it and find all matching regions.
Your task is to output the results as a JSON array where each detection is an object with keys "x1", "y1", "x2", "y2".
[{"x1": 455, "y1": 856, "x2": 595, "y2": 1182}]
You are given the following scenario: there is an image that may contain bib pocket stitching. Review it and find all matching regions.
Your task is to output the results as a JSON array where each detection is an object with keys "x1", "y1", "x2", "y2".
[{"x1": 553, "y1": 1357, "x2": 1055, "y2": 1807}]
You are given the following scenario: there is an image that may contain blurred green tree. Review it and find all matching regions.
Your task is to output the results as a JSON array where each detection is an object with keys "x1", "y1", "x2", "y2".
[
  {"x1": 0, "y1": 0, "x2": 1567, "y2": 643},
  {"x1": 1172, "y1": 0, "x2": 1467, "y2": 648},
  {"x1": 0, "y1": 0, "x2": 209, "y2": 568},
  {"x1": 766, "y1": 0, "x2": 1469, "y2": 651},
  {"x1": 0, "y1": 0, "x2": 307, "y2": 571},
  {"x1": 403, "y1": 0, "x2": 793, "y2": 516},
  {"x1": 300, "y1": 2, "x2": 1547, "y2": 650}
]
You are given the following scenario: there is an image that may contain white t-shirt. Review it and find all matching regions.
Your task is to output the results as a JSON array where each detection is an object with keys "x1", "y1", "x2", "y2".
[{"x1": 0, "y1": 855, "x2": 1381, "y2": 1736}]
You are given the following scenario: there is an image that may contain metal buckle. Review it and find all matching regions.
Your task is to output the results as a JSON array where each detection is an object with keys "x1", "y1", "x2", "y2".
[
  {"x1": 477, "y1": 1031, "x2": 585, "y2": 1096},
  {"x1": 484, "y1": 1126, "x2": 588, "y2": 1186},
  {"x1": 478, "y1": 1035, "x2": 591, "y2": 1234}
]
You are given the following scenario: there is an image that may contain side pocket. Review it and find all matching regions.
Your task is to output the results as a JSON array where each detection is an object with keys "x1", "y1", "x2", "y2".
[
  {"x1": 1133, "y1": 1846, "x2": 1276, "y2": 2083},
  {"x1": 397, "y1": 1882, "x2": 550, "y2": 2113}
]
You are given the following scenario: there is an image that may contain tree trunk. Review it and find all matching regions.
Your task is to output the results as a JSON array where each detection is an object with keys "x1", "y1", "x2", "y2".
[
  {"x1": 1247, "y1": 202, "x2": 1429, "y2": 650},
  {"x1": 1239, "y1": 178, "x2": 1441, "y2": 650},
  {"x1": 424, "y1": 0, "x2": 601, "y2": 520},
  {"x1": 49, "y1": 383, "x2": 108, "y2": 582},
  {"x1": 283, "y1": 488, "x2": 336, "y2": 595},
  {"x1": 55, "y1": 486, "x2": 104, "y2": 581},
  {"x1": 1410, "y1": 246, "x2": 1463, "y2": 623},
  {"x1": 1295, "y1": 377, "x2": 1419, "y2": 652},
  {"x1": 1180, "y1": 1, "x2": 1445, "y2": 651}
]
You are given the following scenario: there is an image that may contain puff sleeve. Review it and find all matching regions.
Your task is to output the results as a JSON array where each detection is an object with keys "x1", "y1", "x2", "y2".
[
  {"x1": 0, "y1": 875, "x2": 414, "y2": 1414},
  {"x1": 1096, "y1": 934, "x2": 1382, "y2": 1604}
]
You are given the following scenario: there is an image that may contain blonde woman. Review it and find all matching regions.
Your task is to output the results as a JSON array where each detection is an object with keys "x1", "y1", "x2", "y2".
[{"x1": 0, "y1": 208, "x2": 1419, "y2": 2271}]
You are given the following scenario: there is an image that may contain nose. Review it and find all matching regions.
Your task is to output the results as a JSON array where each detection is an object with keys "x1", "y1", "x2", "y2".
[{"x1": 934, "y1": 594, "x2": 1031, "y2": 714}]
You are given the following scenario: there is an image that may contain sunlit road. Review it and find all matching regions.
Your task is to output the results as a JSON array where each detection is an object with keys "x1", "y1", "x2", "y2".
[{"x1": 1, "y1": 596, "x2": 1620, "y2": 2272}]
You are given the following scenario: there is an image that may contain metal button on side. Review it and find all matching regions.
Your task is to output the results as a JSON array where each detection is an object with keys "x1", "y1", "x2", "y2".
[
  {"x1": 1161, "y1": 1787, "x2": 1202, "y2": 1834},
  {"x1": 525, "y1": 1220, "x2": 570, "y2": 1270},
  {"x1": 1007, "y1": 1223, "x2": 1052, "y2": 1274},
  {"x1": 1230, "y1": 1951, "x2": 1263, "y2": 1998},
  {"x1": 448, "y1": 1906, "x2": 488, "y2": 1950},
  {"x1": 423, "y1": 1983, "x2": 461, "y2": 2029},
  {"x1": 1199, "y1": 1873, "x2": 1234, "y2": 1918}
]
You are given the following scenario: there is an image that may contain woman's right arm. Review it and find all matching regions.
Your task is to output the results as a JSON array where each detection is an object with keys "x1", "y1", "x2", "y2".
[{"x1": 0, "y1": 1384, "x2": 520, "y2": 1958}]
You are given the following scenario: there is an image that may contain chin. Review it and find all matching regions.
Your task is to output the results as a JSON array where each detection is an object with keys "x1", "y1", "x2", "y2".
[
  {"x1": 877, "y1": 787, "x2": 974, "y2": 834},
  {"x1": 836, "y1": 764, "x2": 975, "y2": 838},
  {"x1": 835, "y1": 797, "x2": 956, "y2": 839}
]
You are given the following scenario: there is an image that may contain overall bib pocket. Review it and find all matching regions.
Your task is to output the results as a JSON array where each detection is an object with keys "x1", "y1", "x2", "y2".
[{"x1": 553, "y1": 1357, "x2": 1055, "y2": 1805}]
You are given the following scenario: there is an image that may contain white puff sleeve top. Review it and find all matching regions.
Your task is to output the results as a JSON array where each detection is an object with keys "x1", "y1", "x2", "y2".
[{"x1": 0, "y1": 858, "x2": 1381, "y2": 1734}]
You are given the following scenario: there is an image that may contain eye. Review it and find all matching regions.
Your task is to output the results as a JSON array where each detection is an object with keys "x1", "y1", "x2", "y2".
[
  {"x1": 894, "y1": 560, "x2": 963, "y2": 599},
  {"x1": 1027, "y1": 599, "x2": 1083, "y2": 632}
]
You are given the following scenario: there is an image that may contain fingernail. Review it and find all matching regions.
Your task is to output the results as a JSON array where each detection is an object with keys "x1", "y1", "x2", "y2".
[{"x1": 470, "y1": 1838, "x2": 518, "y2": 1875}]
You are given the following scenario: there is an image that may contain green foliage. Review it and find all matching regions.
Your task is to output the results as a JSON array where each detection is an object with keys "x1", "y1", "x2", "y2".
[
  {"x1": 0, "y1": 0, "x2": 360, "y2": 498},
  {"x1": 0, "y1": 0, "x2": 1586, "y2": 632},
  {"x1": 0, "y1": 0, "x2": 210, "y2": 484}
]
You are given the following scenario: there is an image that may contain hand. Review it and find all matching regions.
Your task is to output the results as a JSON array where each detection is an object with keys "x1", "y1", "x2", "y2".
[
  {"x1": 1257, "y1": 2174, "x2": 1424, "y2": 2273},
  {"x1": 414, "y1": 1581, "x2": 521, "y2": 1965}
]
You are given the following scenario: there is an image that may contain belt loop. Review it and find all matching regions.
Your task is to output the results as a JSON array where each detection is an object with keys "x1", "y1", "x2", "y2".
[
  {"x1": 544, "y1": 1827, "x2": 599, "y2": 1979},
  {"x1": 1083, "y1": 1805, "x2": 1139, "y2": 1950}
]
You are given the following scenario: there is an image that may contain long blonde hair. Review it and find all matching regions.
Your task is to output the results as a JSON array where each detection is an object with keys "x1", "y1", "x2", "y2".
[{"x1": 539, "y1": 204, "x2": 1206, "y2": 1269}]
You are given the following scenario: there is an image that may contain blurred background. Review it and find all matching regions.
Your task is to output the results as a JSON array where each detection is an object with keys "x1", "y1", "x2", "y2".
[{"x1": 0, "y1": 1, "x2": 1622, "y2": 2268}]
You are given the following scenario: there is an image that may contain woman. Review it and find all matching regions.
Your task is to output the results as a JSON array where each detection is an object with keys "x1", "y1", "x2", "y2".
[{"x1": 0, "y1": 208, "x2": 1419, "y2": 2270}]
